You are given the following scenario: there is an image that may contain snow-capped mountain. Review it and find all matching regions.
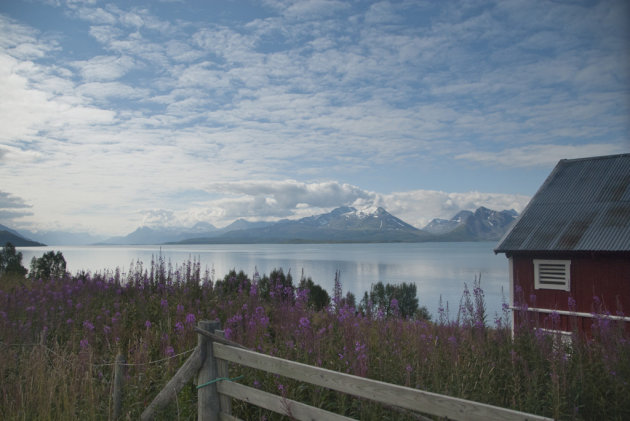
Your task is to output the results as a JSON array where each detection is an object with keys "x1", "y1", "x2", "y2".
[
  {"x1": 181, "y1": 206, "x2": 432, "y2": 243},
  {"x1": 423, "y1": 207, "x2": 518, "y2": 241},
  {"x1": 100, "y1": 206, "x2": 517, "y2": 245}
]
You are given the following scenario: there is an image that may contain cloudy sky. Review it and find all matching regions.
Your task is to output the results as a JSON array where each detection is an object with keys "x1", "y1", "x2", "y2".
[{"x1": 1, "y1": 0, "x2": 628, "y2": 236}]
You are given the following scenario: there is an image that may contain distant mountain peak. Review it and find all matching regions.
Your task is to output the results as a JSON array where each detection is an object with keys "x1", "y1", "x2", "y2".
[{"x1": 423, "y1": 207, "x2": 518, "y2": 240}]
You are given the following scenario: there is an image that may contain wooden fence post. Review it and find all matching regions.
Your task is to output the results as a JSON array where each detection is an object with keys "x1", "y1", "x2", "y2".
[
  {"x1": 197, "y1": 320, "x2": 221, "y2": 421},
  {"x1": 215, "y1": 330, "x2": 232, "y2": 416},
  {"x1": 113, "y1": 353, "x2": 125, "y2": 420}
]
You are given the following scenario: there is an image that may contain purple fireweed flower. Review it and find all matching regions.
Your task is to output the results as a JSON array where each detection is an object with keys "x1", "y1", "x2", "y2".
[
  {"x1": 160, "y1": 298, "x2": 168, "y2": 309},
  {"x1": 296, "y1": 288, "x2": 309, "y2": 303},
  {"x1": 165, "y1": 345, "x2": 175, "y2": 357},
  {"x1": 299, "y1": 317, "x2": 310, "y2": 330},
  {"x1": 177, "y1": 304, "x2": 184, "y2": 314},
  {"x1": 185, "y1": 313, "x2": 196, "y2": 325},
  {"x1": 103, "y1": 325, "x2": 111, "y2": 334},
  {"x1": 224, "y1": 327, "x2": 232, "y2": 339},
  {"x1": 66, "y1": 318, "x2": 73, "y2": 325},
  {"x1": 253, "y1": 379, "x2": 261, "y2": 389},
  {"x1": 83, "y1": 320, "x2": 94, "y2": 331},
  {"x1": 80, "y1": 338, "x2": 89, "y2": 350},
  {"x1": 175, "y1": 321, "x2": 184, "y2": 334},
  {"x1": 145, "y1": 320, "x2": 152, "y2": 329},
  {"x1": 390, "y1": 298, "x2": 399, "y2": 313}
]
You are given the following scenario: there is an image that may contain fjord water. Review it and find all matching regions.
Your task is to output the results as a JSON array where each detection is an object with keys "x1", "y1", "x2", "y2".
[{"x1": 18, "y1": 242, "x2": 509, "y2": 318}]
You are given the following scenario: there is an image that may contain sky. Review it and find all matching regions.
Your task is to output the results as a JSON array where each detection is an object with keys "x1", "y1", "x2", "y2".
[{"x1": 0, "y1": 0, "x2": 628, "y2": 236}]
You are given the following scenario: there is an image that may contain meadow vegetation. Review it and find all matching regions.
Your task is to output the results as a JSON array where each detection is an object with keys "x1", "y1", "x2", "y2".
[{"x1": 0, "y1": 243, "x2": 628, "y2": 420}]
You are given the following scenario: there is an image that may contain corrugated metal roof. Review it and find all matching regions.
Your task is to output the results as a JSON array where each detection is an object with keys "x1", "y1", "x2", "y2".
[{"x1": 495, "y1": 153, "x2": 630, "y2": 253}]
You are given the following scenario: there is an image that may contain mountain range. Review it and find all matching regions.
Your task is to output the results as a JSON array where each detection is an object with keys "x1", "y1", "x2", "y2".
[
  {"x1": 422, "y1": 207, "x2": 519, "y2": 241},
  {"x1": 177, "y1": 206, "x2": 435, "y2": 244},
  {"x1": 1, "y1": 206, "x2": 518, "y2": 246},
  {"x1": 0, "y1": 224, "x2": 45, "y2": 247}
]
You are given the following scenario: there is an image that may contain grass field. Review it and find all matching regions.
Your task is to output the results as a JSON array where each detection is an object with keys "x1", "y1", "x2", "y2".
[{"x1": 1, "y1": 257, "x2": 628, "y2": 420}]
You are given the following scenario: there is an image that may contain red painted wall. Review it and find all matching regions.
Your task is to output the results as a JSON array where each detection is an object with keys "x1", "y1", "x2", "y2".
[{"x1": 510, "y1": 253, "x2": 630, "y2": 334}]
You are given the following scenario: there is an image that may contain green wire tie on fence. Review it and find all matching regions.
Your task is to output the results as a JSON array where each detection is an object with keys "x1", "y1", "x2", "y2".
[{"x1": 196, "y1": 375, "x2": 244, "y2": 389}]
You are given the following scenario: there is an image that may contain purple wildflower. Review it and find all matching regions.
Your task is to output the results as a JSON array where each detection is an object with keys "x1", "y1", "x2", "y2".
[
  {"x1": 175, "y1": 321, "x2": 184, "y2": 334},
  {"x1": 165, "y1": 345, "x2": 175, "y2": 357},
  {"x1": 299, "y1": 316, "x2": 310, "y2": 330},
  {"x1": 145, "y1": 320, "x2": 152, "y2": 329}
]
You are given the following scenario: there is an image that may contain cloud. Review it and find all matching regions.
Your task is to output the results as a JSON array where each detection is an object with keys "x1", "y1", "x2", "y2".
[
  {"x1": 455, "y1": 143, "x2": 629, "y2": 168},
  {"x1": 0, "y1": 144, "x2": 42, "y2": 163},
  {"x1": 0, "y1": 0, "x2": 627, "y2": 235},
  {"x1": 205, "y1": 180, "x2": 374, "y2": 216},
  {"x1": 0, "y1": 191, "x2": 31, "y2": 209},
  {"x1": 76, "y1": 81, "x2": 150, "y2": 99},
  {"x1": 0, "y1": 191, "x2": 33, "y2": 224},
  {"x1": 71, "y1": 55, "x2": 136, "y2": 81},
  {"x1": 378, "y1": 190, "x2": 531, "y2": 228},
  {"x1": 197, "y1": 180, "x2": 529, "y2": 229}
]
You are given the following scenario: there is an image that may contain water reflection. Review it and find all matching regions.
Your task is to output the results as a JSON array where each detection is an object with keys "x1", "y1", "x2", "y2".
[{"x1": 18, "y1": 242, "x2": 509, "y2": 319}]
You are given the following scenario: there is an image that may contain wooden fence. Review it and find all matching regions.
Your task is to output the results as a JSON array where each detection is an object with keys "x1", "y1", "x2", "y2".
[{"x1": 140, "y1": 320, "x2": 552, "y2": 421}]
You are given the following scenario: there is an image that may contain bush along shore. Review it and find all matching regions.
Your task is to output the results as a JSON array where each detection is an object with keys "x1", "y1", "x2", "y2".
[{"x1": 1, "y1": 252, "x2": 629, "y2": 420}]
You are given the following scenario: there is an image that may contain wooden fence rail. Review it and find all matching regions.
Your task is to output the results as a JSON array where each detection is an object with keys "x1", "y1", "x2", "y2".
[{"x1": 140, "y1": 320, "x2": 552, "y2": 421}]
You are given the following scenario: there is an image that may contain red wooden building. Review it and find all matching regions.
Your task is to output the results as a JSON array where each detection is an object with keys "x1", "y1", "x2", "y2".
[{"x1": 495, "y1": 153, "x2": 630, "y2": 336}]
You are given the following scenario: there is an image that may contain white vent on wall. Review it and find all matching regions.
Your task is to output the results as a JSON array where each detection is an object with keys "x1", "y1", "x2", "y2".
[{"x1": 534, "y1": 260, "x2": 571, "y2": 291}]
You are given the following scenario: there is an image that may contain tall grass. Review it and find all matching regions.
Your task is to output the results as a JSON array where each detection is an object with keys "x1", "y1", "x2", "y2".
[{"x1": 0, "y1": 258, "x2": 628, "y2": 420}]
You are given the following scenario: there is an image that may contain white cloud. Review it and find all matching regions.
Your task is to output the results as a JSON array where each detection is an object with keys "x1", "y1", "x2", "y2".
[
  {"x1": 196, "y1": 180, "x2": 529, "y2": 229},
  {"x1": 0, "y1": 144, "x2": 42, "y2": 163},
  {"x1": 379, "y1": 190, "x2": 531, "y2": 228},
  {"x1": 76, "y1": 81, "x2": 150, "y2": 99},
  {"x1": 0, "y1": 191, "x2": 33, "y2": 224},
  {"x1": 205, "y1": 180, "x2": 374, "y2": 212},
  {"x1": 0, "y1": 0, "x2": 627, "y2": 235},
  {"x1": 282, "y1": 0, "x2": 349, "y2": 20},
  {"x1": 456, "y1": 143, "x2": 629, "y2": 168},
  {"x1": 72, "y1": 55, "x2": 136, "y2": 81},
  {"x1": 75, "y1": 7, "x2": 117, "y2": 25}
]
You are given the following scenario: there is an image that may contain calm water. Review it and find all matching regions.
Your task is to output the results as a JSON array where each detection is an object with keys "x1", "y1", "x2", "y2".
[{"x1": 18, "y1": 242, "x2": 509, "y2": 318}]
